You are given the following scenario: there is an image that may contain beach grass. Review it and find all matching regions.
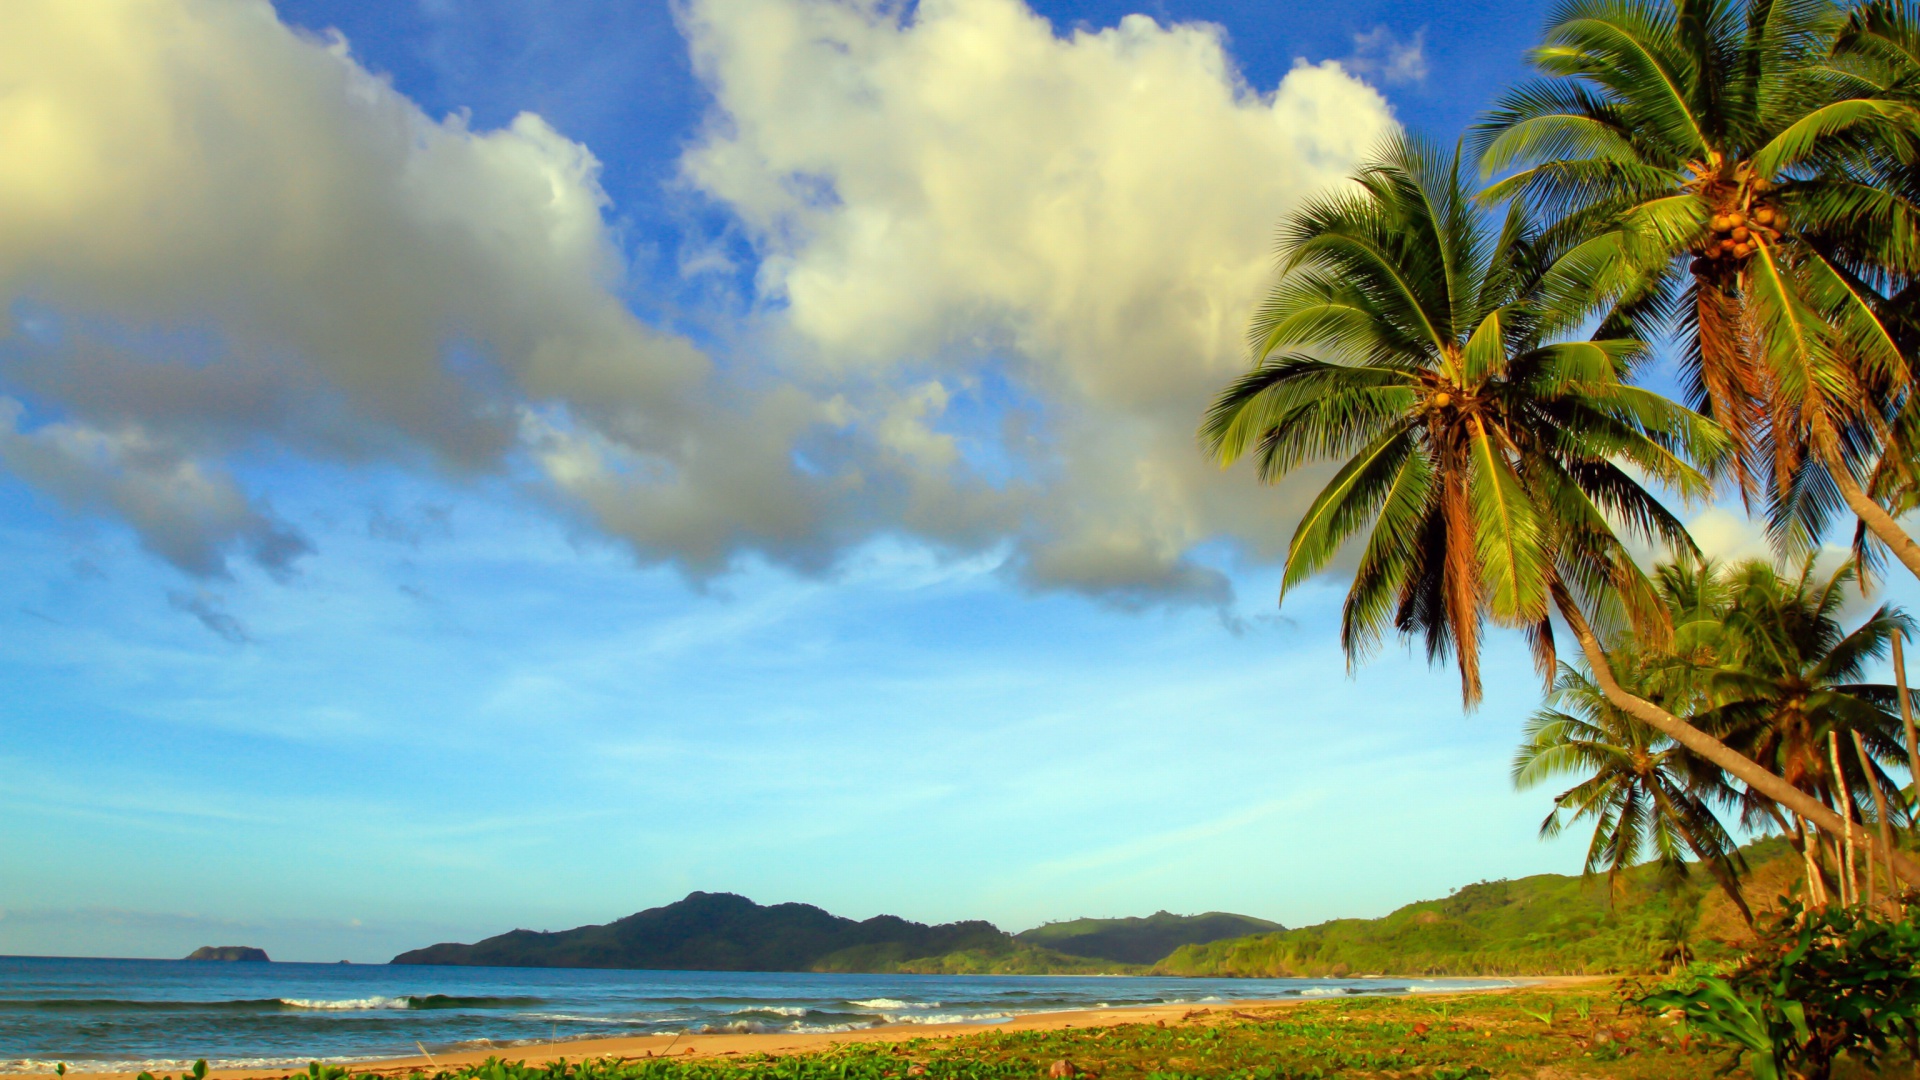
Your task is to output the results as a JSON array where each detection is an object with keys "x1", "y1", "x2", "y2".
[{"x1": 129, "y1": 983, "x2": 1903, "y2": 1080}]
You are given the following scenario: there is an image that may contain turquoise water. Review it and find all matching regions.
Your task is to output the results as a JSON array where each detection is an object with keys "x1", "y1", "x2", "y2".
[{"x1": 0, "y1": 956, "x2": 1515, "y2": 1072}]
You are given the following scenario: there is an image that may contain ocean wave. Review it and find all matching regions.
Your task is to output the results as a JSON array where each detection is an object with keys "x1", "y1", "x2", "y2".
[
  {"x1": 526, "y1": 1013, "x2": 666, "y2": 1026},
  {"x1": 846, "y1": 998, "x2": 930, "y2": 1010},
  {"x1": 875, "y1": 1010, "x2": 1014, "y2": 1026},
  {"x1": 729, "y1": 1006, "x2": 809, "y2": 1018}
]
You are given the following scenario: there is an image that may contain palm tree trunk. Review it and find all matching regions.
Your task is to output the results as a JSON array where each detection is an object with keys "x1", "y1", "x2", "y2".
[
  {"x1": 1852, "y1": 731, "x2": 1893, "y2": 910},
  {"x1": 1829, "y1": 733, "x2": 1859, "y2": 906},
  {"x1": 1797, "y1": 816, "x2": 1830, "y2": 908},
  {"x1": 1821, "y1": 442, "x2": 1920, "y2": 581},
  {"x1": 1895, "y1": 632, "x2": 1920, "y2": 829},
  {"x1": 1552, "y1": 587, "x2": 1920, "y2": 886}
]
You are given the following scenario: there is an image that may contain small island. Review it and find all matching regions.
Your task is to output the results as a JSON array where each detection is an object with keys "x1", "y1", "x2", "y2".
[{"x1": 183, "y1": 946, "x2": 270, "y2": 962}]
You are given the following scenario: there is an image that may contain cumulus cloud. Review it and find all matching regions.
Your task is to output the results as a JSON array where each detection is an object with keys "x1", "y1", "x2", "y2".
[
  {"x1": 0, "y1": 0, "x2": 1398, "y2": 603},
  {"x1": 0, "y1": 0, "x2": 730, "y2": 574},
  {"x1": 679, "y1": 0, "x2": 1397, "y2": 597}
]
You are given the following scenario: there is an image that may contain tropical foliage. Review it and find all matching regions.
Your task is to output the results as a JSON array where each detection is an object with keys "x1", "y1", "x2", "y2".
[
  {"x1": 1472, "y1": 0, "x2": 1920, "y2": 574},
  {"x1": 1644, "y1": 899, "x2": 1920, "y2": 1080},
  {"x1": 1514, "y1": 662, "x2": 1748, "y2": 918},
  {"x1": 1156, "y1": 856, "x2": 1755, "y2": 977},
  {"x1": 1200, "y1": 134, "x2": 1719, "y2": 708},
  {"x1": 1206, "y1": 0, "x2": 1920, "y2": 1068},
  {"x1": 1206, "y1": 0, "x2": 1920, "y2": 897}
]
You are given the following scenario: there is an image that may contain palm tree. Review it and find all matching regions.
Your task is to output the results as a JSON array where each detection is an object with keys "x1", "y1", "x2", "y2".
[
  {"x1": 1827, "y1": 2, "x2": 1920, "y2": 576},
  {"x1": 1472, "y1": 0, "x2": 1920, "y2": 575},
  {"x1": 1694, "y1": 557, "x2": 1916, "y2": 835},
  {"x1": 1202, "y1": 134, "x2": 1920, "y2": 885},
  {"x1": 1515, "y1": 661, "x2": 1753, "y2": 924}
]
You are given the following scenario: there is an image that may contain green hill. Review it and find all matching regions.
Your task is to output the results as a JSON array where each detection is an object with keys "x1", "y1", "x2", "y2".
[
  {"x1": 391, "y1": 891, "x2": 1130, "y2": 973},
  {"x1": 1016, "y1": 911, "x2": 1283, "y2": 964},
  {"x1": 1157, "y1": 840, "x2": 1801, "y2": 977}
]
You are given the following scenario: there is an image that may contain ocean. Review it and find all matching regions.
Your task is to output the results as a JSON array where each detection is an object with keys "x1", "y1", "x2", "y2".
[{"x1": 0, "y1": 956, "x2": 1515, "y2": 1073}]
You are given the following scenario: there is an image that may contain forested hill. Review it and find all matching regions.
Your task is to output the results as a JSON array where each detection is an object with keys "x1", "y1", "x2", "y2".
[
  {"x1": 1157, "y1": 841, "x2": 1800, "y2": 977},
  {"x1": 390, "y1": 891, "x2": 1123, "y2": 973},
  {"x1": 1016, "y1": 911, "x2": 1284, "y2": 964}
]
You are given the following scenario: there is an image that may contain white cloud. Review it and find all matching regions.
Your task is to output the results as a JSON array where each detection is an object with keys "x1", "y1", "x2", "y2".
[
  {"x1": 0, "y1": 0, "x2": 1397, "y2": 603},
  {"x1": 1346, "y1": 26, "x2": 1428, "y2": 86},
  {"x1": 0, "y1": 0, "x2": 739, "y2": 577},
  {"x1": 679, "y1": 0, "x2": 1398, "y2": 597}
]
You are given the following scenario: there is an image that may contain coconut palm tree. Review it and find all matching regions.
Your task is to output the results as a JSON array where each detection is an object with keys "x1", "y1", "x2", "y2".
[
  {"x1": 1515, "y1": 661, "x2": 1753, "y2": 923},
  {"x1": 1472, "y1": 0, "x2": 1920, "y2": 575},
  {"x1": 1202, "y1": 134, "x2": 1920, "y2": 885},
  {"x1": 1694, "y1": 557, "x2": 1916, "y2": 832}
]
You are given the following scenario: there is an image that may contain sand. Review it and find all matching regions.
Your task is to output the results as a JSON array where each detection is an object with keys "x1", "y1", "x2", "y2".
[{"x1": 58, "y1": 977, "x2": 1607, "y2": 1080}]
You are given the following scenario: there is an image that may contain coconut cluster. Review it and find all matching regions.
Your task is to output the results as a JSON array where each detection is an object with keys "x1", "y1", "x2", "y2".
[{"x1": 1692, "y1": 177, "x2": 1785, "y2": 271}]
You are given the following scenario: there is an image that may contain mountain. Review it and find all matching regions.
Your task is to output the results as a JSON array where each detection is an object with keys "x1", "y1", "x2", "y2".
[
  {"x1": 1015, "y1": 911, "x2": 1284, "y2": 964},
  {"x1": 184, "y1": 946, "x2": 270, "y2": 961},
  {"x1": 391, "y1": 891, "x2": 1129, "y2": 973},
  {"x1": 1156, "y1": 840, "x2": 1801, "y2": 978}
]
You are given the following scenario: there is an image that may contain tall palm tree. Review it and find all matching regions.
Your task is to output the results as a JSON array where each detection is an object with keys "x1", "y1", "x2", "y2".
[
  {"x1": 1472, "y1": 0, "x2": 1920, "y2": 574},
  {"x1": 1515, "y1": 662, "x2": 1752, "y2": 923},
  {"x1": 1202, "y1": 134, "x2": 1920, "y2": 885}
]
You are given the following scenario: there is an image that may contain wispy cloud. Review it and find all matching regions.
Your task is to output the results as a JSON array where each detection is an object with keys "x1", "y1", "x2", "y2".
[{"x1": 1345, "y1": 25, "x2": 1428, "y2": 86}]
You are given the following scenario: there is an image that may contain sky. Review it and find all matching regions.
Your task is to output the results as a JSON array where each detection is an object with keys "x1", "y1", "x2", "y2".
[{"x1": 1, "y1": 0, "x2": 1908, "y2": 964}]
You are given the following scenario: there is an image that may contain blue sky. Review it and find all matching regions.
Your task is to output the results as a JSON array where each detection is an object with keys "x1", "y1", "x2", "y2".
[{"x1": 0, "y1": 0, "x2": 1903, "y2": 964}]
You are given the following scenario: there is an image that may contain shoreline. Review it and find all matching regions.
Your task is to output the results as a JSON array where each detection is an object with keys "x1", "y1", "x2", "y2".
[{"x1": 51, "y1": 977, "x2": 1607, "y2": 1080}]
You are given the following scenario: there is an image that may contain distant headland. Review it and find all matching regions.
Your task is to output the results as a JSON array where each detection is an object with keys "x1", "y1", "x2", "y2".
[
  {"x1": 184, "y1": 945, "x2": 270, "y2": 962},
  {"x1": 391, "y1": 892, "x2": 1271, "y2": 973}
]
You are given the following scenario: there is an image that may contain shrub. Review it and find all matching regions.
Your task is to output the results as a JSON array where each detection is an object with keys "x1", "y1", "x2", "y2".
[{"x1": 1640, "y1": 899, "x2": 1920, "y2": 1080}]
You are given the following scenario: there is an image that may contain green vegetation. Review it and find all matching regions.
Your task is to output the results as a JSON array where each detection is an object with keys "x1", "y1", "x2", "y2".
[
  {"x1": 1194, "y1": 0, "x2": 1920, "y2": 1063},
  {"x1": 1646, "y1": 899, "x2": 1920, "y2": 1080},
  {"x1": 130, "y1": 984, "x2": 1904, "y2": 1080},
  {"x1": 1015, "y1": 913, "x2": 1284, "y2": 965},
  {"x1": 1204, "y1": 0, "x2": 1920, "y2": 880},
  {"x1": 391, "y1": 892, "x2": 1132, "y2": 974},
  {"x1": 1159, "y1": 845, "x2": 1795, "y2": 978}
]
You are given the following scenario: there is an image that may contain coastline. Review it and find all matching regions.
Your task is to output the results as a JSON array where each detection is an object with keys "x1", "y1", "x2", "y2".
[{"x1": 54, "y1": 977, "x2": 1606, "y2": 1080}]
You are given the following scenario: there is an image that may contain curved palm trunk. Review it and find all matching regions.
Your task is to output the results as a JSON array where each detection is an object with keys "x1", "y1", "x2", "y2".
[
  {"x1": 1552, "y1": 588, "x2": 1920, "y2": 887},
  {"x1": 1822, "y1": 443, "x2": 1920, "y2": 581}
]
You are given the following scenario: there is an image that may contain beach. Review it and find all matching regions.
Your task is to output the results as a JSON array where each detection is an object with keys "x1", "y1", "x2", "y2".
[{"x1": 51, "y1": 979, "x2": 1608, "y2": 1080}]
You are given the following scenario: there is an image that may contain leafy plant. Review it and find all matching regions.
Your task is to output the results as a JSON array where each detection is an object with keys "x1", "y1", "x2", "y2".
[
  {"x1": 1642, "y1": 900, "x2": 1920, "y2": 1080},
  {"x1": 1518, "y1": 999, "x2": 1557, "y2": 1025}
]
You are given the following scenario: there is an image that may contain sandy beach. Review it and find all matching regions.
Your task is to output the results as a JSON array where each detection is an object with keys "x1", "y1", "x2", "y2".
[{"x1": 56, "y1": 978, "x2": 1607, "y2": 1080}]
